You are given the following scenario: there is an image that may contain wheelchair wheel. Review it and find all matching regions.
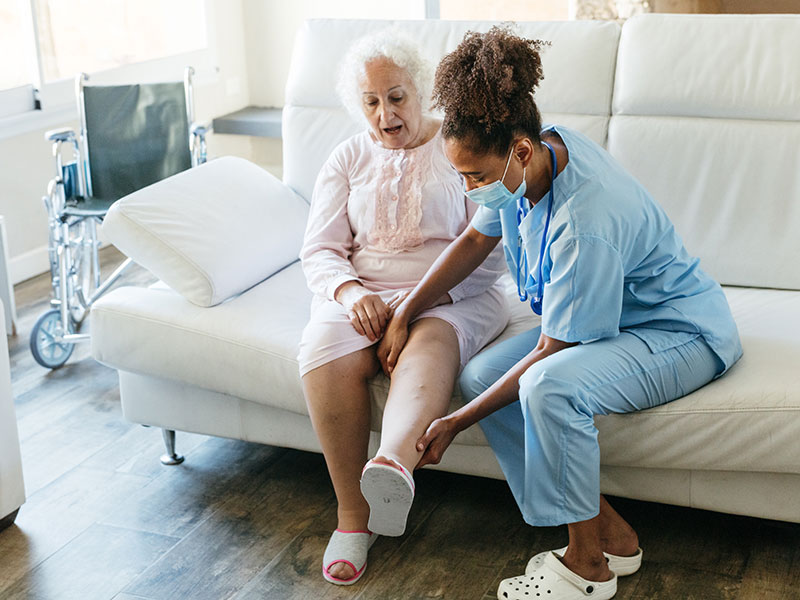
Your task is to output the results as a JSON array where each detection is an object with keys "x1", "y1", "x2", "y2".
[{"x1": 30, "y1": 309, "x2": 75, "y2": 369}]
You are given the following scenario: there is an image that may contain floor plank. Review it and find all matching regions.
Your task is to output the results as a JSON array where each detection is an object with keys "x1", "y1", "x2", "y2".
[
  {"x1": 356, "y1": 473, "x2": 546, "y2": 600},
  {"x1": 0, "y1": 466, "x2": 151, "y2": 595},
  {"x1": 232, "y1": 467, "x2": 457, "y2": 600},
  {"x1": 1, "y1": 523, "x2": 179, "y2": 600},
  {"x1": 80, "y1": 424, "x2": 209, "y2": 480},
  {"x1": 123, "y1": 450, "x2": 333, "y2": 600},
  {"x1": 99, "y1": 438, "x2": 287, "y2": 539}
]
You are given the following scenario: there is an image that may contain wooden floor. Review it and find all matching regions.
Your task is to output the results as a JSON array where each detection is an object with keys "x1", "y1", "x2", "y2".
[{"x1": 1, "y1": 247, "x2": 799, "y2": 600}]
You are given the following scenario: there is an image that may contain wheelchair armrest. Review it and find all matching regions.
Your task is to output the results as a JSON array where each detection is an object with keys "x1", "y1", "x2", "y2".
[
  {"x1": 45, "y1": 127, "x2": 76, "y2": 143},
  {"x1": 190, "y1": 122, "x2": 211, "y2": 138}
]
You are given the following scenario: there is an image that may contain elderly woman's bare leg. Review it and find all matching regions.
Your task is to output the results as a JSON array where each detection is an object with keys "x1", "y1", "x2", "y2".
[
  {"x1": 374, "y1": 317, "x2": 461, "y2": 473},
  {"x1": 302, "y1": 347, "x2": 380, "y2": 536}
]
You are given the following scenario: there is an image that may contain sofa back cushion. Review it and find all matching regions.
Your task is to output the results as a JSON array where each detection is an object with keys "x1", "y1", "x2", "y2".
[
  {"x1": 610, "y1": 14, "x2": 800, "y2": 290},
  {"x1": 283, "y1": 18, "x2": 621, "y2": 203}
]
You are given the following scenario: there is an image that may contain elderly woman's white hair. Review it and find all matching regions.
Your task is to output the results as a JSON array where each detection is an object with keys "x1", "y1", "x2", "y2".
[{"x1": 336, "y1": 29, "x2": 433, "y2": 124}]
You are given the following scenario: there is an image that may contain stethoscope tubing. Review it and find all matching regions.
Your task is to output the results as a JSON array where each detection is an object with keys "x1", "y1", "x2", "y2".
[{"x1": 515, "y1": 141, "x2": 557, "y2": 316}]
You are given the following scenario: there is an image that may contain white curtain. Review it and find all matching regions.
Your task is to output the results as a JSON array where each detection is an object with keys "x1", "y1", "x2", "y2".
[{"x1": 569, "y1": 0, "x2": 651, "y2": 20}]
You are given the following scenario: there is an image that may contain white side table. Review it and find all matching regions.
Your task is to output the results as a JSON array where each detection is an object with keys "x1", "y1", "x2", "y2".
[
  {"x1": 0, "y1": 216, "x2": 18, "y2": 336},
  {"x1": 0, "y1": 298, "x2": 24, "y2": 529}
]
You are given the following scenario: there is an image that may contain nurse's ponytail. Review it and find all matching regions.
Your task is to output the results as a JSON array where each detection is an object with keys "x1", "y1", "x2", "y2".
[{"x1": 432, "y1": 25, "x2": 548, "y2": 156}]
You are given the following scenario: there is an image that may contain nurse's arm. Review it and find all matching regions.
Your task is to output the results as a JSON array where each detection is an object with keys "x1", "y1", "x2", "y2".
[
  {"x1": 378, "y1": 225, "x2": 501, "y2": 374},
  {"x1": 416, "y1": 333, "x2": 578, "y2": 468}
]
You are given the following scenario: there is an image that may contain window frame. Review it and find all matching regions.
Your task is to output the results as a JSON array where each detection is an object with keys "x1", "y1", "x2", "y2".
[
  {"x1": 0, "y1": 0, "x2": 218, "y2": 140},
  {"x1": 425, "y1": 0, "x2": 441, "y2": 18}
]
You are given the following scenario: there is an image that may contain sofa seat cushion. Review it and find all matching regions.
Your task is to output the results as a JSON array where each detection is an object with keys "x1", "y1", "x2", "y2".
[
  {"x1": 598, "y1": 286, "x2": 800, "y2": 475},
  {"x1": 92, "y1": 264, "x2": 800, "y2": 473},
  {"x1": 92, "y1": 261, "x2": 314, "y2": 417},
  {"x1": 91, "y1": 265, "x2": 535, "y2": 447}
]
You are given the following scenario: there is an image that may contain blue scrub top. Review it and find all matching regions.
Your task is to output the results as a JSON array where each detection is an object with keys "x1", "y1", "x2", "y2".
[{"x1": 471, "y1": 125, "x2": 742, "y2": 375}]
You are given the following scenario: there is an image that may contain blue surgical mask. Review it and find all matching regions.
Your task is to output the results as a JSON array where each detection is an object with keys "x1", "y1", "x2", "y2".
[{"x1": 464, "y1": 147, "x2": 526, "y2": 210}]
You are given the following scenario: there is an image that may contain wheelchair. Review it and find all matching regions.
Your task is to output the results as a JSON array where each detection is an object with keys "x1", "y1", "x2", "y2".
[{"x1": 30, "y1": 67, "x2": 209, "y2": 369}]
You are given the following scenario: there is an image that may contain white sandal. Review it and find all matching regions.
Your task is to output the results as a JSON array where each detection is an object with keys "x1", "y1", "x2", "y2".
[
  {"x1": 498, "y1": 552, "x2": 617, "y2": 600},
  {"x1": 526, "y1": 546, "x2": 642, "y2": 577},
  {"x1": 322, "y1": 529, "x2": 377, "y2": 585},
  {"x1": 360, "y1": 459, "x2": 415, "y2": 537}
]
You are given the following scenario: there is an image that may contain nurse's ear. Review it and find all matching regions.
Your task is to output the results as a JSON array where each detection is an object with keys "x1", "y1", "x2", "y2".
[{"x1": 512, "y1": 137, "x2": 536, "y2": 170}]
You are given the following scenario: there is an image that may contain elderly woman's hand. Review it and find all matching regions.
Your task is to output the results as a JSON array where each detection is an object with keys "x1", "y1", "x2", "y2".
[{"x1": 336, "y1": 282, "x2": 392, "y2": 342}]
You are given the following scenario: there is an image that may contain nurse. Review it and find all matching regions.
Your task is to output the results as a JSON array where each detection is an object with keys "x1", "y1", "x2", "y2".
[{"x1": 378, "y1": 26, "x2": 742, "y2": 600}]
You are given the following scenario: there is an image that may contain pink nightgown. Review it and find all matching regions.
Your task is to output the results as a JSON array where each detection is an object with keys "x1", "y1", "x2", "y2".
[{"x1": 297, "y1": 127, "x2": 510, "y2": 376}]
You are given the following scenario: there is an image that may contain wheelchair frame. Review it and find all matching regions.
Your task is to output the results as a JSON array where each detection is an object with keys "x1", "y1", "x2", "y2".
[{"x1": 30, "y1": 67, "x2": 209, "y2": 369}]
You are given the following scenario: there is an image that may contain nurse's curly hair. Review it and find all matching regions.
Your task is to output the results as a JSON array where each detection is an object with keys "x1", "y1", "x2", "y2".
[{"x1": 432, "y1": 25, "x2": 548, "y2": 156}]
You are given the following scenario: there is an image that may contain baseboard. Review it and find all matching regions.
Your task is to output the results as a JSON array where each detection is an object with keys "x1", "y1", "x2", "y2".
[
  {"x1": 9, "y1": 245, "x2": 50, "y2": 285},
  {"x1": 10, "y1": 237, "x2": 113, "y2": 286}
]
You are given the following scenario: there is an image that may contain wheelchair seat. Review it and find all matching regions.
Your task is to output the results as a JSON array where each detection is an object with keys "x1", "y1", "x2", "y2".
[{"x1": 63, "y1": 196, "x2": 117, "y2": 217}]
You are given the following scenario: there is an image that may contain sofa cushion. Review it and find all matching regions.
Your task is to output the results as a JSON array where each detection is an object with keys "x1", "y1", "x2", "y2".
[
  {"x1": 597, "y1": 286, "x2": 800, "y2": 475},
  {"x1": 283, "y1": 18, "x2": 621, "y2": 202},
  {"x1": 610, "y1": 14, "x2": 800, "y2": 291},
  {"x1": 613, "y1": 14, "x2": 800, "y2": 122},
  {"x1": 102, "y1": 157, "x2": 309, "y2": 307},
  {"x1": 91, "y1": 266, "x2": 534, "y2": 447},
  {"x1": 92, "y1": 266, "x2": 800, "y2": 474}
]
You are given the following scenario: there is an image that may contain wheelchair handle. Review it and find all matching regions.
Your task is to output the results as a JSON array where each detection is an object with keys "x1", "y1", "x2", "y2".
[{"x1": 45, "y1": 127, "x2": 76, "y2": 143}]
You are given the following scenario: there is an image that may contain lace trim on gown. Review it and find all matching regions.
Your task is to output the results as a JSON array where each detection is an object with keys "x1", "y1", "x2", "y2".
[{"x1": 365, "y1": 138, "x2": 433, "y2": 253}]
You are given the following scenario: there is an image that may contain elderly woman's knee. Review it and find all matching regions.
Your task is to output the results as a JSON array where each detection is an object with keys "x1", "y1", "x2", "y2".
[
  {"x1": 304, "y1": 348, "x2": 379, "y2": 386},
  {"x1": 398, "y1": 320, "x2": 460, "y2": 364}
]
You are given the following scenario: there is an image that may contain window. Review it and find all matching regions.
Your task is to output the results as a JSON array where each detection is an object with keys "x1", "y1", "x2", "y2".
[
  {"x1": 0, "y1": 1, "x2": 39, "y2": 91},
  {"x1": 34, "y1": 0, "x2": 207, "y2": 83},
  {"x1": 0, "y1": 0, "x2": 211, "y2": 133},
  {"x1": 432, "y1": 0, "x2": 570, "y2": 21}
]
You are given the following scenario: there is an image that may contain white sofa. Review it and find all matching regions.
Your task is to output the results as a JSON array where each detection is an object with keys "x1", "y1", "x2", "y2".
[
  {"x1": 0, "y1": 298, "x2": 25, "y2": 530},
  {"x1": 91, "y1": 14, "x2": 800, "y2": 524}
]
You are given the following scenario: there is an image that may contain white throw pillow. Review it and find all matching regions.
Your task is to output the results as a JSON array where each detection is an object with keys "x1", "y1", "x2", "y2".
[{"x1": 102, "y1": 156, "x2": 309, "y2": 307}]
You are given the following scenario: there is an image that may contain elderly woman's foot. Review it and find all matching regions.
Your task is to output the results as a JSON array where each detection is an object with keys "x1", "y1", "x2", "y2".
[
  {"x1": 325, "y1": 507, "x2": 371, "y2": 581},
  {"x1": 323, "y1": 529, "x2": 378, "y2": 585},
  {"x1": 360, "y1": 456, "x2": 415, "y2": 536}
]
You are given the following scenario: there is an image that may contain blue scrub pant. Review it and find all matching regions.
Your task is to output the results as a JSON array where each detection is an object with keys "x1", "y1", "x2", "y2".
[{"x1": 459, "y1": 327, "x2": 721, "y2": 527}]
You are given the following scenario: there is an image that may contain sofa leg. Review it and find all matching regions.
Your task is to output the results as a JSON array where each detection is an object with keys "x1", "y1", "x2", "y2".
[{"x1": 160, "y1": 429, "x2": 185, "y2": 466}]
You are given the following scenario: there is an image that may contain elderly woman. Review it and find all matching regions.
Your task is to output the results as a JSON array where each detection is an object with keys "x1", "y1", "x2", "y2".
[{"x1": 298, "y1": 32, "x2": 509, "y2": 586}]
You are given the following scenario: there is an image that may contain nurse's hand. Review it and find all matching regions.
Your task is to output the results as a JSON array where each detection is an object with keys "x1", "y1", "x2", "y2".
[
  {"x1": 415, "y1": 414, "x2": 462, "y2": 468},
  {"x1": 336, "y1": 282, "x2": 391, "y2": 342},
  {"x1": 377, "y1": 312, "x2": 409, "y2": 375},
  {"x1": 387, "y1": 290, "x2": 451, "y2": 310}
]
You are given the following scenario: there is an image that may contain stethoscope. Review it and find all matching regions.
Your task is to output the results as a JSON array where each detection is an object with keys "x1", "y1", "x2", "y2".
[{"x1": 516, "y1": 141, "x2": 556, "y2": 316}]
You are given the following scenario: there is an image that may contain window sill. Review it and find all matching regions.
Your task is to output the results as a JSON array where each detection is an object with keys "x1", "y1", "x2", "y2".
[
  {"x1": 212, "y1": 106, "x2": 282, "y2": 138},
  {"x1": 0, "y1": 104, "x2": 77, "y2": 141}
]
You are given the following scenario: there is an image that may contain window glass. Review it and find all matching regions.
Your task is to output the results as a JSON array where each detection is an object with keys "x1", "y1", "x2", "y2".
[
  {"x1": 305, "y1": 0, "x2": 426, "y2": 19},
  {"x1": 0, "y1": 0, "x2": 38, "y2": 91},
  {"x1": 439, "y1": 0, "x2": 569, "y2": 21},
  {"x1": 35, "y1": 0, "x2": 207, "y2": 82}
]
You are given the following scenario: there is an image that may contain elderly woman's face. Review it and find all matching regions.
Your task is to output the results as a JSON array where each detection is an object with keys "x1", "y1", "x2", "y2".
[{"x1": 359, "y1": 57, "x2": 423, "y2": 149}]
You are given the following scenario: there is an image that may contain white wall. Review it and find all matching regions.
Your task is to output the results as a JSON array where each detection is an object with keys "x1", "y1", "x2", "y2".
[
  {"x1": 240, "y1": 0, "x2": 427, "y2": 171},
  {"x1": 0, "y1": 0, "x2": 254, "y2": 284}
]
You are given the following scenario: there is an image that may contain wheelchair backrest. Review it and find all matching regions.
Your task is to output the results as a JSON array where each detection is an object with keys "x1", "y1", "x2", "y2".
[{"x1": 82, "y1": 82, "x2": 191, "y2": 200}]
